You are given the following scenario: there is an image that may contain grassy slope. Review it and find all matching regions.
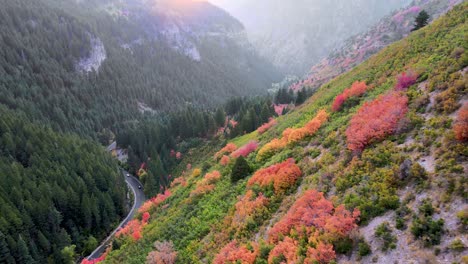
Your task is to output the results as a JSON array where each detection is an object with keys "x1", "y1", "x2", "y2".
[{"x1": 105, "y1": 3, "x2": 467, "y2": 263}]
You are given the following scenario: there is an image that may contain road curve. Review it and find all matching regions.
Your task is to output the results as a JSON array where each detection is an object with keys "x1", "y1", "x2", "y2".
[{"x1": 86, "y1": 169, "x2": 146, "y2": 260}]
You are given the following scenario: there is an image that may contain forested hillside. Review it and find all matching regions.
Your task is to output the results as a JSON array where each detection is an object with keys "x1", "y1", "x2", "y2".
[
  {"x1": 0, "y1": 0, "x2": 280, "y2": 139},
  {"x1": 101, "y1": 3, "x2": 467, "y2": 263},
  {"x1": 0, "y1": 106, "x2": 127, "y2": 263}
]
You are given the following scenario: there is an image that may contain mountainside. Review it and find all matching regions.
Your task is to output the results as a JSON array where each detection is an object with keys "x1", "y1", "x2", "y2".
[
  {"x1": 289, "y1": 0, "x2": 463, "y2": 92},
  {"x1": 102, "y1": 3, "x2": 467, "y2": 263},
  {"x1": 0, "y1": 106, "x2": 127, "y2": 263},
  {"x1": 210, "y1": 0, "x2": 410, "y2": 75},
  {"x1": 0, "y1": 0, "x2": 280, "y2": 139}
]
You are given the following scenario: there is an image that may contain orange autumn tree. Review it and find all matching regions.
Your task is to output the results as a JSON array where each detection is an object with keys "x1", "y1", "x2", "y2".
[
  {"x1": 454, "y1": 103, "x2": 468, "y2": 141},
  {"x1": 190, "y1": 170, "x2": 221, "y2": 197},
  {"x1": 268, "y1": 236, "x2": 299, "y2": 264},
  {"x1": 220, "y1": 155, "x2": 230, "y2": 166},
  {"x1": 213, "y1": 240, "x2": 258, "y2": 264},
  {"x1": 304, "y1": 242, "x2": 336, "y2": 264},
  {"x1": 257, "y1": 110, "x2": 328, "y2": 161},
  {"x1": 231, "y1": 190, "x2": 269, "y2": 234},
  {"x1": 346, "y1": 92, "x2": 408, "y2": 151},
  {"x1": 215, "y1": 143, "x2": 237, "y2": 159},
  {"x1": 268, "y1": 189, "x2": 359, "y2": 243},
  {"x1": 247, "y1": 159, "x2": 302, "y2": 194},
  {"x1": 332, "y1": 81, "x2": 368, "y2": 112}
]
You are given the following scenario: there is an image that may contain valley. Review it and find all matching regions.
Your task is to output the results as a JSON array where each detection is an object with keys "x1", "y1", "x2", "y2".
[{"x1": 0, "y1": 0, "x2": 466, "y2": 264}]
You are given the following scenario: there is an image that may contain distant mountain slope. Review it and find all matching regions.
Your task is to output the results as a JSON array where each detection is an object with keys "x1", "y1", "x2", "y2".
[
  {"x1": 103, "y1": 2, "x2": 466, "y2": 263},
  {"x1": 211, "y1": 0, "x2": 410, "y2": 74},
  {"x1": 289, "y1": 0, "x2": 462, "y2": 92},
  {"x1": 0, "y1": 0, "x2": 280, "y2": 139}
]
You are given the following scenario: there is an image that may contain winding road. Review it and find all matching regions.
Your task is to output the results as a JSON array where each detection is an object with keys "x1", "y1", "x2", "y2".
[{"x1": 86, "y1": 169, "x2": 146, "y2": 260}]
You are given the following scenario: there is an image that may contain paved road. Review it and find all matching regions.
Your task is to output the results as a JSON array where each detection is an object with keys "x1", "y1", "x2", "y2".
[{"x1": 87, "y1": 169, "x2": 146, "y2": 260}]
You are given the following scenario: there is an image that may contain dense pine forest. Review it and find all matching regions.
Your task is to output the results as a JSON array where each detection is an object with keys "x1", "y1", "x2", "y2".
[
  {"x1": 0, "y1": 0, "x2": 280, "y2": 140},
  {"x1": 0, "y1": 106, "x2": 126, "y2": 263}
]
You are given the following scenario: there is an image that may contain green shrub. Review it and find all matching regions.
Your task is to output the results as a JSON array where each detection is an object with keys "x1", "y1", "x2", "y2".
[
  {"x1": 358, "y1": 240, "x2": 372, "y2": 257},
  {"x1": 375, "y1": 222, "x2": 397, "y2": 251},
  {"x1": 231, "y1": 156, "x2": 252, "y2": 182}
]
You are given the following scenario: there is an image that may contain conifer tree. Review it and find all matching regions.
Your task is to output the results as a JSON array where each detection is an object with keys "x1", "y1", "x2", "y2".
[{"x1": 412, "y1": 10, "x2": 429, "y2": 31}]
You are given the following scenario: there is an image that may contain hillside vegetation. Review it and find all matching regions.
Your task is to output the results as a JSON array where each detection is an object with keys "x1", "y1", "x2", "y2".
[{"x1": 101, "y1": 2, "x2": 467, "y2": 264}]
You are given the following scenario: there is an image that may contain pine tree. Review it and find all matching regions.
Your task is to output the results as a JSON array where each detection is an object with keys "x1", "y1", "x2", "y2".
[
  {"x1": 17, "y1": 236, "x2": 34, "y2": 264},
  {"x1": 412, "y1": 10, "x2": 429, "y2": 31},
  {"x1": 230, "y1": 156, "x2": 252, "y2": 183},
  {"x1": 0, "y1": 232, "x2": 12, "y2": 263},
  {"x1": 214, "y1": 108, "x2": 226, "y2": 127}
]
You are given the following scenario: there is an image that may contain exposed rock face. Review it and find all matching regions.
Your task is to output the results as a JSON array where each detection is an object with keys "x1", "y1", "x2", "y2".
[
  {"x1": 288, "y1": 0, "x2": 463, "y2": 91},
  {"x1": 77, "y1": 36, "x2": 106, "y2": 72}
]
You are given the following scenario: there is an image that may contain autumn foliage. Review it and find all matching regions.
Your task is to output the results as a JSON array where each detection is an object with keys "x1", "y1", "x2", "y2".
[
  {"x1": 215, "y1": 143, "x2": 237, "y2": 159},
  {"x1": 170, "y1": 177, "x2": 187, "y2": 188},
  {"x1": 395, "y1": 70, "x2": 418, "y2": 91},
  {"x1": 454, "y1": 103, "x2": 468, "y2": 141},
  {"x1": 146, "y1": 241, "x2": 177, "y2": 264},
  {"x1": 213, "y1": 240, "x2": 258, "y2": 264},
  {"x1": 247, "y1": 159, "x2": 302, "y2": 194},
  {"x1": 257, "y1": 110, "x2": 328, "y2": 161},
  {"x1": 231, "y1": 190, "x2": 269, "y2": 232},
  {"x1": 268, "y1": 236, "x2": 299, "y2": 264},
  {"x1": 138, "y1": 190, "x2": 172, "y2": 214},
  {"x1": 220, "y1": 155, "x2": 230, "y2": 166},
  {"x1": 332, "y1": 81, "x2": 368, "y2": 111},
  {"x1": 116, "y1": 219, "x2": 144, "y2": 241},
  {"x1": 346, "y1": 92, "x2": 408, "y2": 151},
  {"x1": 190, "y1": 171, "x2": 221, "y2": 197},
  {"x1": 304, "y1": 242, "x2": 336, "y2": 264},
  {"x1": 231, "y1": 141, "x2": 259, "y2": 158},
  {"x1": 257, "y1": 118, "x2": 277, "y2": 134},
  {"x1": 268, "y1": 189, "x2": 360, "y2": 243}
]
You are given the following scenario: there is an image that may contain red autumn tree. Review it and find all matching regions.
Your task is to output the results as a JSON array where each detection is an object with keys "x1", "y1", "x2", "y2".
[
  {"x1": 132, "y1": 230, "x2": 142, "y2": 241},
  {"x1": 231, "y1": 141, "x2": 259, "y2": 158},
  {"x1": 395, "y1": 70, "x2": 418, "y2": 91},
  {"x1": 257, "y1": 118, "x2": 278, "y2": 134},
  {"x1": 247, "y1": 158, "x2": 302, "y2": 194},
  {"x1": 346, "y1": 92, "x2": 408, "y2": 151},
  {"x1": 213, "y1": 240, "x2": 258, "y2": 264},
  {"x1": 304, "y1": 242, "x2": 336, "y2": 264},
  {"x1": 332, "y1": 81, "x2": 368, "y2": 111},
  {"x1": 454, "y1": 103, "x2": 468, "y2": 141},
  {"x1": 139, "y1": 190, "x2": 172, "y2": 214},
  {"x1": 268, "y1": 190, "x2": 359, "y2": 243},
  {"x1": 268, "y1": 236, "x2": 299, "y2": 264},
  {"x1": 142, "y1": 212, "x2": 150, "y2": 224}
]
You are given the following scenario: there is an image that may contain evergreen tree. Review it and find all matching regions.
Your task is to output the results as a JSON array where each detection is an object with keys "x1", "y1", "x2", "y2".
[
  {"x1": 17, "y1": 236, "x2": 34, "y2": 264},
  {"x1": 230, "y1": 156, "x2": 252, "y2": 183},
  {"x1": 412, "y1": 10, "x2": 430, "y2": 31},
  {"x1": 214, "y1": 108, "x2": 226, "y2": 127},
  {"x1": 0, "y1": 232, "x2": 12, "y2": 263}
]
